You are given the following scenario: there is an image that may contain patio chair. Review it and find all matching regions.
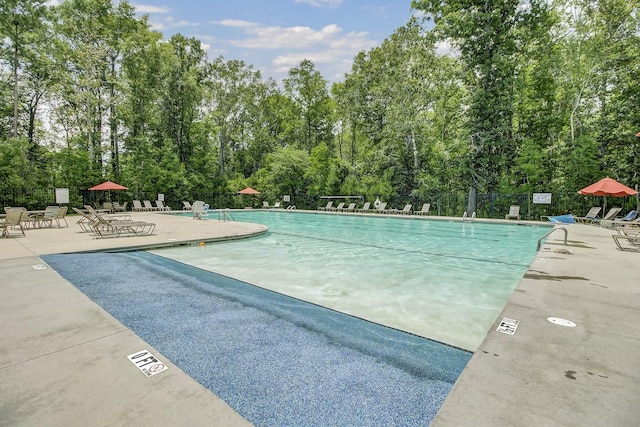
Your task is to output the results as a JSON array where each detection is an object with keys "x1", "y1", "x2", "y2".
[
  {"x1": 573, "y1": 207, "x2": 601, "y2": 224},
  {"x1": 273, "y1": 202, "x2": 281, "y2": 208},
  {"x1": 545, "y1": 214, "x2": 576, "y2": 224},
  {"x1": 192, "y1": 200, "x2": 209, "y2": 219},
  {"x1": 327, "y1": 202, "x2": 345, "y2": 211},
  {"x1": 355, "y1": 202, "x2": 371, "y2": 213},
  {"x1": 342, "y1": 203, "x2": 356, "y2": 212},
  {"x1": 38, "y1": 206, "x2": 61, "y2": 228},
  {"x1": 596, "y1": 207, "x2": 622, "y2": 222},
  {"x1": 414, "y1": 203, "x2": 431, "y2": 215},
  {"x1": 132, "y1": 200, "x2": 145, "y2": 212},
  {"x1": 612, "y1": 231, "x2": 640, "y2": 252},
  {"x1": 1, "y1": 208, "x2": 26, "y2": 237},
  {"x1": 505, "y1": 205, "x2": 521, "y2": 220},
  {"x1": 599, "y1": 210, "x2": 638, "y2": 228},
  {"x1": 155, "y1": 200, "x2": 171, "y2": 211},
  {"x1": 72, "y1": 207, "x2": 102, "y2": 232},
  {"x1": 183, "y1": 201, "x2": 193, "y2": 210},
  {"x1": 143, "y1": 200, "x2": 158, "y2": 211},
  {"x1": 112, "y1": 201, "x2": 127, "y2": 212},
  {"x1": 54, "y1": 206, "x2": 69, "y2": 227},
  {"x1": 396, "y1": 204, "x2": 413, "y2": 215},
  {"x1": 103, "y1": 202, "x2": 114, "y2": 213},
  {"x1": 73, "y1": 207, "x2": 132, "y2": 233},
  {"x1": 375, "y1": 202, "x2": 387, "y2": 213},
  {"x1": 318, "y1": 201, "x2": 333, "y2": 211},
  {"x1": 262, "y1": 201, "x2": 270, "y2": 208},
  {"x1": 85, "y1": 206, "x2": 155, "y2": 238},
  {"x1": 614, "y1": 223, "x2": 640, "y2": 235}
]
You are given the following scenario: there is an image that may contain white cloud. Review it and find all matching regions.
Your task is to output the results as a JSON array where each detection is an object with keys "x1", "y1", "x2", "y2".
[
  {"x1": 133, "y1": 4, "x2": 171, "y2": 14},
  {"x1": 435, "y1": 40, "x2": 459, "y2": 57},
  {"x1": 294, "y1": 0, "x2": 343, "y2": 8},
  {"x1": 214, "y1": 19, "x2": 260, "y2": 29},
  {"x1": 214, "y1": 20, "x2": 373, "y2": 51},
  {"x1": 363, "y1": 5, "x2": 389, "y2": 17},
  {"x1": 151, "y1": 16, "x2": 199, "y2": 31},
  {"x1": 133, "y1": 4, "x2": 198, "y2": 31},
  {"x1": 212, "y1": 19, "x2": 377, "y2": 82}
]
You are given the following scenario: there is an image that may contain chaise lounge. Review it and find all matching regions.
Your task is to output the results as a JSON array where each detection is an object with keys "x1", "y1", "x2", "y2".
[
  {"x1": 505, "y1": 205, "x2": 521, "y2": 220},
  {"x1": 573, "y1": 207, "x2": 601, "y2": 224},
  {"x1": 414, "y1": 203, "x2": 431, "y2": 215}
]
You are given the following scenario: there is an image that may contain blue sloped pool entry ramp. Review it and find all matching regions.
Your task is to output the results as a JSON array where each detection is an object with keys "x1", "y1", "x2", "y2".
[{"x1": 42, "y1": 251, "x2": 472, "y2": 427}]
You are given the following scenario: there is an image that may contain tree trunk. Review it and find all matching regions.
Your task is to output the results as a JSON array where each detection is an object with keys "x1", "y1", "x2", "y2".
[
  {"x1": 467, "y1": 186, "x2": 477, "y2": 216},
  {"x1": 13, "y1": 38, "x2": 19, "y2": 138}
]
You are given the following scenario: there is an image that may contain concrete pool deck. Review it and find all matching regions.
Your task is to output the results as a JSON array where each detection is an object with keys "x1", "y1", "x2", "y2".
[{"x1": 1, "y1": 210, "x2": 639, "y2": 425}]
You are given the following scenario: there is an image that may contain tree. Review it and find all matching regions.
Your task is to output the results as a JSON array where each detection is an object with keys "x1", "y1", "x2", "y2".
[
  {"x1": 160, "y1": 34, "x2": 206, "y2": 166},
  {"x1": 203, "y1": 57, "x2": 266, "y2": 176},
  {"x1": 0, "y1": 0, "x2": 48, "y2": 138},
  {"x1": 412, "y1": 0, "x2": 551, "y2": 212},
  {"x1": 256, "y1": 147, "x2": 310, "y2": 199},
  {"x1": 283, "y1": 59, "x2": 334, "y2": 152}
]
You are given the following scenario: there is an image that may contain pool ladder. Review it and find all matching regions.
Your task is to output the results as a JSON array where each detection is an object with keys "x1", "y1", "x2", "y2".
[
  {"x1": 217, "y1": 209, "x2": 234, "y2": 222},
  {"x1": 537, "y1": 226, "x2": 568, "y2": 251}
]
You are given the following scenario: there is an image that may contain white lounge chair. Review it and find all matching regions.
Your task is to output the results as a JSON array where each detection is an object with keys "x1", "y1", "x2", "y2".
[
  {"x1": 327, "y1": 202, "x2": 344, "y2": 211},
  {"x1": 342, "y1": 203, "x2": 356, "y2": 212},
  {"x1": 143, "y1": 200, "x2": 158, "y2": 211},
  {"x1": 82, "y1": 206, "x2": 155, "y2": 238},
  {"x1": 155, "y1": 200, "x2": 171, "y2": 211},
  {"x1": 414, "y1": 203, "x2": 431, "y2": 215},
  {"x1": 505, "y1": 205, "x2": 521, "y2": 220},
  {"x1": 573, "y1": 207, "x2": 601, "y2": 224},
  {"x1": 192, "y1": 200, "x2": 208, "y2": 219},
  {"x1": 319, "y1": 201, "x2": 333, "y2": 211},
  {"x1": 395, "y1": 204, "x2": 413, "y2": 215},
  {"x1": 133, "y1": 200, "x2": 145, "y2": 212},
  {"x1": 599, "y1": 210, "x2": 638, "y2": 228},
  {"x1": 355, "y1": 202, "x2": 371, "y2": 213}
]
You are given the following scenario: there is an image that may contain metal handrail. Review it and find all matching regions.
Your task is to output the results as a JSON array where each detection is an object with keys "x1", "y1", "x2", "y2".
[
  {"x1": 537, "y1": 226, "x2": 568, "y2": 251},
  {"x1": 217, "y1": 209, "x2": 234, "y2": 222}
]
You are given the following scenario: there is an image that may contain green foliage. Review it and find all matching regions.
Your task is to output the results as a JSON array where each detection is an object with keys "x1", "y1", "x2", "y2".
[
  {"x1": 562, "y1": 135, "x2": 602, "y2": 192},
  {"x1": 256, "y1": 147, "x2": 310, "y2": 199},
  {"x1": 0, "y1": 138, "x2": 30, "y2": 187},
  {"x1": 2, "y1": 0, "x2": 640, "y2": 213}
]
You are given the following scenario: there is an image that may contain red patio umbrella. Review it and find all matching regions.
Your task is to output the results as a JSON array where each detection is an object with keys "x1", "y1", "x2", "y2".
[
  {"x1": 89, "y1": 180, "x2": 128, "y2": 203},
  {"x1": 578, "y1": 177, "x2": 637, "y2": 212},
  {"x1": 578, "y1": 177, "x2": 637, "y2": 197},
  {"x1": 89, "y1": 180, "x2": 128, "y2": 191},
  {"x1": 237, "y1": 187, "x2": 260, "y2": 195}
]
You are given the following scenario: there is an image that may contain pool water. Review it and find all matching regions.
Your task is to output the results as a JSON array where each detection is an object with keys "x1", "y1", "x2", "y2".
[
  {"x1": 42, "y1": 251, "x2": 473, "y2": 426},
  {"x1": 152, "y1": 211, "x2": 549, "y2": 351}
]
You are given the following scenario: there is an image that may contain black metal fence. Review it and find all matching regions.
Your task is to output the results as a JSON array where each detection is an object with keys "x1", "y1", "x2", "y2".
[{"x1": 2, "y1": 186, "x2": 638, "y2": 220}]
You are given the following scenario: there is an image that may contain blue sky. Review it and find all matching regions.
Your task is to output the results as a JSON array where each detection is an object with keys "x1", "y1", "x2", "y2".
[{"x1": 132, "y1": 0, "x2": 416, "y2": 83}]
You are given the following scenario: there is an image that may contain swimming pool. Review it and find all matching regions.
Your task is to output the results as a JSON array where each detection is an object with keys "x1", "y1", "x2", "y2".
[
  {"x1": 152, "y1": 211, "x2": 549, "y2": 350},
  {"x1": 42, "y1": 251, "x2": 472, "y2": 426}
]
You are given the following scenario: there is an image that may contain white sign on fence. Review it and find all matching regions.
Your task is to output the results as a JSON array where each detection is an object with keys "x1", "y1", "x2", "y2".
[
  {"x1": 533, "y1": 193, "x2": 552, "y2": 204},
  {"x1": 55, "y1": 188, "x2": 69, "y2": 204}
]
